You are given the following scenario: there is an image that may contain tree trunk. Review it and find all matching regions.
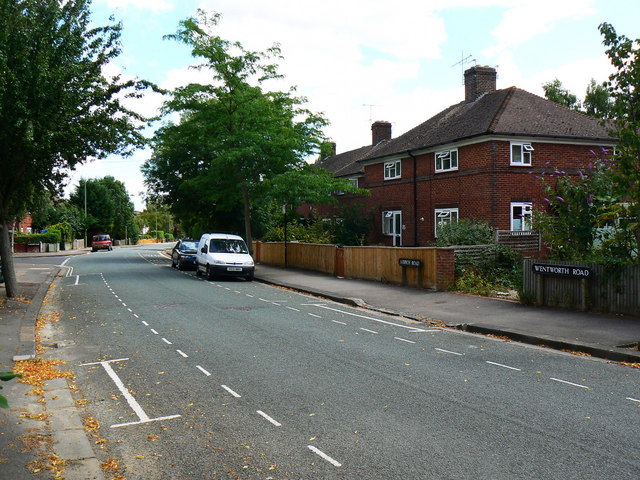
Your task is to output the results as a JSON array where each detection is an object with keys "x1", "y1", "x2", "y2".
[
  {"x1": 0, "y1": 219, "x2": 19, "y2": 298},
  {"x1": 241, "y1": 184, "x2": 253, "y2": 255}
]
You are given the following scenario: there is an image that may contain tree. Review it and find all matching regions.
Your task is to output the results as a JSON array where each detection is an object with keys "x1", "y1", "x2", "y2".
[
  {"x1": 0, "y1": 0, "x2": 151, "y2": 297},
  {"x1": 68, "y1": 177, "x2": 138, "y2": 240},
  {"x1": 583, "y1": 78, "x2": 613, "y2": 119},
  {"x1": 145, "y1": 10, "x2": 328, "y2": 250},
  {"x1": 542, "y1": 78, "x2": 581, "y2": 110},
  {"x1": 599, "y1": 22, "x2": 640, "y2": 262}
]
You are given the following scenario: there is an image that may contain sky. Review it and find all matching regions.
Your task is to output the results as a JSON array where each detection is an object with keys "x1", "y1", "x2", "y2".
[{"x1": 64, "y1": 0, "x2": 640, "y2": 211}]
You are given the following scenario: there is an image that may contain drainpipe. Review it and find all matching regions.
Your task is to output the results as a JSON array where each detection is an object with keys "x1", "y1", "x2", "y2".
[{"x1": 407, "y1": 151, "x2": 418, "y2": 246}]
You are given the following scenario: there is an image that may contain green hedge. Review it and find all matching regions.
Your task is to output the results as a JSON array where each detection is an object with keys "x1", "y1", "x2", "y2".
[{"x1": 14, "y1": 230, "x2": 62, "y2": 244}]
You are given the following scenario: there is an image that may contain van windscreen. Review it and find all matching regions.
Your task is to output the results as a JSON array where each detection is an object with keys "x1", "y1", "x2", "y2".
[{"x1": 209, "y1": 239, "x2": 248, "y2": 254}]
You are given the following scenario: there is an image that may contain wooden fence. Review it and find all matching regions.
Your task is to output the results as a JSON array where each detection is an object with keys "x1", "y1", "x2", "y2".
[
  {"x1": 522, "y1": 258, "x2": 640, "y2": 316},
  {"x1": 253, "y1": 241, "x2": 454, "y2": 290}
]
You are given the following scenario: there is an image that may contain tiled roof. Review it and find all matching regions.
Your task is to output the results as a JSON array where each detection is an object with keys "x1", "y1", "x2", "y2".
[
  {"x1": 360, "y1": 87, "x2": 615, "y2": 162},
  {"x1": 315, "y1": 144, "x2": 375, "y2": 177}
]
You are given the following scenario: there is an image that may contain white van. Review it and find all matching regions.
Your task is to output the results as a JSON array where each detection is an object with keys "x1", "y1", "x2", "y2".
[{"x1": 196, "y1": 233, "x2": 255, "y2": 281}]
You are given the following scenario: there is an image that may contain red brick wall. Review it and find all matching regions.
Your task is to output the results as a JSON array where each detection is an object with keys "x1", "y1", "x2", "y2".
[{"x1": 344, "y1": 140, "x2": 606, "y2": 246}]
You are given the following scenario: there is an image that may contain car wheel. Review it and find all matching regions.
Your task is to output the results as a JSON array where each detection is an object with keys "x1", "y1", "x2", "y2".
[
  {"x1": 92, "y1": 248, "x2": 97, "y2": 252},
  {"x1": 177, "y1": 261, "x2": 183, "y2": 271},
  {"x1": 245, "y1": 273, "x2": 254, "y2": 282},
  {"x1": 171, "y1": 258, "x2": 176, "y2": 268}
]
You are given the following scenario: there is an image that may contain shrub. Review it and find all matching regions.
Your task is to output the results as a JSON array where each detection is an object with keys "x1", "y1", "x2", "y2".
[
  {"x1": 14, "y1": 230, "x2": 62, "y2": 244},
  {"x1": 455, "y1": 245, "x2": 523, "y2": 295},
  {"x1": 435, "y1": 219, "x2": 494, "y2": 246}
]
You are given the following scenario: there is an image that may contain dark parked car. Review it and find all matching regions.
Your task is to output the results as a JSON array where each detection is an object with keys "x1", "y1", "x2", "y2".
[{"x1": 171, "y1": 239, "x2": 198, "y2": 270}]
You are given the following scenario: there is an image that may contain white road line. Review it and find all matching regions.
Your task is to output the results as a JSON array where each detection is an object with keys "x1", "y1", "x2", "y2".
[
  {"x1": 142, "y1": 321, "x2": 149, "y2": 326},
  {"x1": 176, "y1": 349, "x2": 188, "y2": 358},
  {"x1": 79, "y1": 358, "x2": 180, "y2": 428},
  {"x1": 246, "y1": 294, "x2": 254, "y2": 298},
  {"x1": 150, "y1": 329, "x2": 159, "y2": 335},
  {"x1": 272, "y1": 302, "x2": 281, "y2": 306},
  {"x1": 307, "y1": 445, "x2": 342, "y2": 467},
  {"x1": 221, "y1": 385, "x2": 241, "y2": 398},
  {"x1": 286, "y1": 307, "x2": 300, "y2": 312},
  {"x1": 308, "y1": 313, "x2": 321, "y2": 318},
  {"x1": 74, "y1": 275, "x2": 80, "y2": 286},
  {"x1": 550, "y1": 377, "x2": 590, "y2": 389},
  {"x1": 133, "y1": 314, "x2": 139, "y2": 318},
  {"x1": 359, "y1": 328, "x2": 378, "y2": 334},
  {"x1": 162, "y1": 338, "x2": 172, "y2": 345},
  {"x1": 435, "y1": 348, "x2": 463, "y2": 356},
  {"x1": 234, "y1": 290, "x2": 241, "y2": 294},
  {"x1": 626, "y1": 397, "x2": 640, "y2": 403},
  {"x1": 259, "y1": 298, "x2": 270, "y2": 302},
  {"x1": 257, "y1": 410, "x2": 282, "y2": 427},
  {"x1": 196, "y1": 365, "x2": 211, "y2": 376},
  {"x1": 127, "y1": 308, "x2": 132, "y2": 312},
  {"x1": 332, "y1": 320, "x2": 347, "y2": 325},
  {"x1": 122, "y1": 303, "x2": 127, "y2": 307},
  {"x1": 394, "y1": 337, "x2": 416, "y2": 344},
  {"x1": 486, "y1": 361, "x2": 521, "y2": 371},
  {"x1": 316, "y1": 305, "x2": 427, "y2": 332}
]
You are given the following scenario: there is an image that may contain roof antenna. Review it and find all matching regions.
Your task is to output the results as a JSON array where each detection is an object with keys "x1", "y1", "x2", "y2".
[
  {"x1": 451, "y1": 51, "x2": 476, "y2": 85},
  {"x1": 363, "y1": 104, "x2": 377, "y2": 125}
]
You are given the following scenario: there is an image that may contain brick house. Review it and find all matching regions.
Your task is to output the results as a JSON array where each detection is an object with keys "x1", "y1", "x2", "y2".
[{"x1": 315, "y1": 66, "x2": 615, "y2": 247}]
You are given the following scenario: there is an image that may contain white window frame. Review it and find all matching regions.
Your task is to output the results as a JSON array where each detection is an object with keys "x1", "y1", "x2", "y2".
[
  {"x1": 435, "y1": 149, "x2": 458, "y2": 172},
  {"x1": 349, "y1": 177, "x2": 359, "y2": 188},
  {"x1": 382, "y1": 210, "x2": 402, "y2": 246},
  {"x1": 510, "y1": 142, "x2": 533, "y2": 166},
  {"x1": 434, "y1": 208, "x2": 459, "y2": 237},
  {"x1": 510, "y1": 202, "x2": 532, "y2": 231},
  {"x1": 384, "y1": 160, "x2": 401, "y2": 180}
]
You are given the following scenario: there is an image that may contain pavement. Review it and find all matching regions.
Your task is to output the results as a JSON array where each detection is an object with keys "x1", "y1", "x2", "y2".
[{"x1": 1, "y1": 246, "x2": 639, "y2": 478}]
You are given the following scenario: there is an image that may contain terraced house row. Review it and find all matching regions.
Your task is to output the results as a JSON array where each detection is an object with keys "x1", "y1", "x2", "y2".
[{"x1": 312, "y1": 66, "x2": 615, "y2": 247}]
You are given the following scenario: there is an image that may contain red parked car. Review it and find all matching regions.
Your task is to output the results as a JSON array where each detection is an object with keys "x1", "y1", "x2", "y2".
[{"x1": 92, "y1": 234, "x2": 112, "y2": 252}]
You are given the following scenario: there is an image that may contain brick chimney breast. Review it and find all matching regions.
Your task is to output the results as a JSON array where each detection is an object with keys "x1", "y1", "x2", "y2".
[
  {"x1": 371, "y1": 121, "x2": 392, "y2": 145},
  {"x1": 464, "y1": 66, "x2": 497, "y2": 103}
]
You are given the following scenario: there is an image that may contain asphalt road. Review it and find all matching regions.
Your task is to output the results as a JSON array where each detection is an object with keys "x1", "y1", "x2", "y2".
[{"x1": 46, "y1": 245, "x2": 640, "y2": 479}]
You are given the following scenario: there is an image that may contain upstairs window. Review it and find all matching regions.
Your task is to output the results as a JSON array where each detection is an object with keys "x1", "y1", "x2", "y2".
[
  {"x1": 435, "y1": 149, "x2": 458, "y2": 172},
  {"x1": 384, "y1": 160, "x2": 401, "y2": 180},
  {"x1": 511, "y1": 142, "x2": 533, "y2": 166}
]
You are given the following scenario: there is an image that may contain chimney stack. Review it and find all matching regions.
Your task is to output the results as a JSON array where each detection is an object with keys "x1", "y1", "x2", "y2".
[
  {"x1": 371, "y1": 121, "x2": 392, "y2": 145},
  {"x1": 464, "y1": 66, "x2": 497, "y2": 103}
]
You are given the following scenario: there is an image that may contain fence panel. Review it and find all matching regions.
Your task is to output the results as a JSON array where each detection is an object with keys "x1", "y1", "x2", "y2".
[
  {"x1": 522, "y1": 259, "x2": 640, "y2": 316},
  {"x1": 343, "y1": 246, "x2": 438, "y2": 287}
]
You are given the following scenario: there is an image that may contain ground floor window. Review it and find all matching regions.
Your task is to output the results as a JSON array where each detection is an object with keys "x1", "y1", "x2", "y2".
[
  {"x1": 382, "y1": 210, "x2": 402, "y2": 246},
  {"x1": 434, "y1": 208, "x2": 458, "y2": 237},
  {"x1": 511, "y1": 202, "x2": 532, "y2": 231}
]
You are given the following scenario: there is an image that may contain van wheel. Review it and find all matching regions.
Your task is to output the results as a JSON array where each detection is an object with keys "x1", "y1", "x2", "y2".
[
  {"x1": 206, "y1": 265, "x2": 214, "y2": 280},
  {"x1": 195, "y1": 266, "x2": 202, "y2": 277}
]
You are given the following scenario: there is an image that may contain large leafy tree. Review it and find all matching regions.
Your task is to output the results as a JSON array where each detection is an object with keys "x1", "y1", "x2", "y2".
[
  {"x1": 599, "y1": 22, "x2": 640, "y2": 262},
  {"x1": 145, "y1": 10, "x2": 336, "y2": 249},
  {"x1": 0, "y1": 0, "x2": 151, "y2": 297},
  {"x1": 69, "y1": 177, "x2": 138, "y2": 240}
]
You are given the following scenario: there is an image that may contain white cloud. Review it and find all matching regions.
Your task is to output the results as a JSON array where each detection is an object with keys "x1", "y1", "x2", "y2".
[{"x1": 482, "y1": 0, "x2": 598, "y2": 58}]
